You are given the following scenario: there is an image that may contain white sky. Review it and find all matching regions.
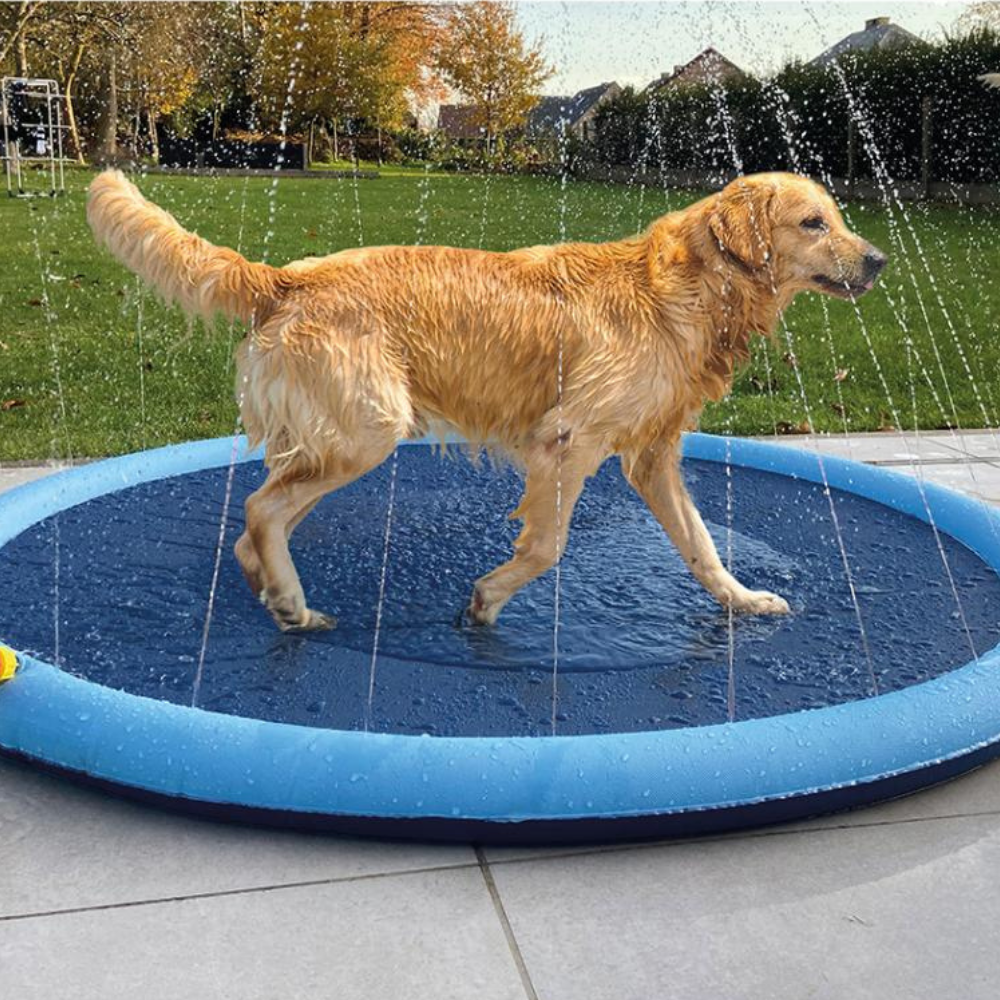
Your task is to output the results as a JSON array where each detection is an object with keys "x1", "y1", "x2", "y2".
[{"x1": 514, "y1": 1, "x2": 972, "y2": 94}]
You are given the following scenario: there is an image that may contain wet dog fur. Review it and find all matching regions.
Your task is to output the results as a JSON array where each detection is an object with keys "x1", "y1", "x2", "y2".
[{"x1": 87, "y1": 170, "x2": 886, "y2": 632}]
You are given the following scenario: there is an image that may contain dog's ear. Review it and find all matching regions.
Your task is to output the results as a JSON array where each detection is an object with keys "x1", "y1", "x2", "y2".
[{"x1": 708, "y1": 182, "x2": 775, "y2": 271}]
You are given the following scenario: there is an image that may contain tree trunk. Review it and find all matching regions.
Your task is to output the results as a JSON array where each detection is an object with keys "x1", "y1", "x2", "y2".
[
  {"x1": 0, "y1": 0, "x2": 38, "y2": 70},
  {"x1": 98, "y1": 49, "x2": 119, "y2": 164},
  {"x1": 63, "y1": 88, "x2": 84, "y2": 163},
  {"x1": 15, "y1": 17, "x2": 29, "y2": 76},
  {"x1": 147, "y1": 106, "x2": 159, "y2": 163},
  {"x1": 62, "y1": 43, "x2": 87, "y2": 164},
  {"x1": 920, "y1": 95, "x2": 932, "y2": 199}
]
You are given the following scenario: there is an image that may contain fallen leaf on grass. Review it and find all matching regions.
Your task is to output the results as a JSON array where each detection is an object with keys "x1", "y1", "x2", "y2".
[
  {"x1": 27, "y1": 298, "x2": 42, "y2": 307},
  {"x1": 833, "y1": 368, "x2": 850, "y2": 382},
  {"x1": 748, "y1": 373, "x2": 779, "y2": 393},
  {"x1": 776, "y1": 419, "x2": 812, "y2": 435},
  {"x1": 831, "y1": 402, "x2": 848, "y2": 416},
  {"x1": 1, "y1": 399, "x2": 26, "y2": 411},
  {"x1": 781, "y1": 351, "x2": 798, "y2": 369}
]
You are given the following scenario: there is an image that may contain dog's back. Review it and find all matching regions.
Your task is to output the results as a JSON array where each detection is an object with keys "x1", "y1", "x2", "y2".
[{"x1": 86, "y1": 170, "x2": 674, "y2": 463}]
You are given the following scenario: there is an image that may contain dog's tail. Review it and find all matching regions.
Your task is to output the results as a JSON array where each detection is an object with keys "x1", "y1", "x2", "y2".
[{"x1": 87, "y1": 170, "x2": 283, "y2": 325}]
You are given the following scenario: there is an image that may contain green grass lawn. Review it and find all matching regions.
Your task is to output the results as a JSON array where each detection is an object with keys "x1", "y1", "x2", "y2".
[{"x1": 1, "y1": 165, "x2": 998, "y2": 461}]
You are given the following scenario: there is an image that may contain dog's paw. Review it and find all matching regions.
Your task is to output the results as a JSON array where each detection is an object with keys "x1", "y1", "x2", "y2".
[
  {"x1": 465, "y1": 585, "x2": 501, "y2": 626},
  {"x1": 732, "y1": 589, "x2": 790, "y2": 616},
  {"x1": 281, "y1": 609, "x2": 337, "y2": 633},
  {"x1": 261, "y1": 590, "x2": 337, "y2": 632}
]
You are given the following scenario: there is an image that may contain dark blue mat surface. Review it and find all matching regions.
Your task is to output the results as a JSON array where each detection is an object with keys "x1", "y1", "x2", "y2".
[{"x1": 1, "y1": 446, "x2": 998, "y2": 737}]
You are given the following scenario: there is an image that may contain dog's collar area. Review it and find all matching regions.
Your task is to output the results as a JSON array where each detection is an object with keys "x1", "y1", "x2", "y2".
[{"x1": 714, "y1": 239, "x2": 770, "y2": 279}]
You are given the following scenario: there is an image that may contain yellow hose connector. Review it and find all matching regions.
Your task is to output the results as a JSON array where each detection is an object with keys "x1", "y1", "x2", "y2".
[{"x1": 0, "y1": 646, "x2": 18, "y2": 684}]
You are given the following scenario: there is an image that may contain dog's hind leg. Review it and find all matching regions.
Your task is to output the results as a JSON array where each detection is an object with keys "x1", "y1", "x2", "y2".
[
  {"x1": 233, "y1": 494, "x2": 324, "y2": 598},
  {"x1": 467, "y1": 437, "x2": 602, "y2": 625},
  {"x1": 242, "y1": 447, "x2": 393, "y2": 632},
  {"x1": 625, "y1": 442, "x2": 790, "y2": 615}
]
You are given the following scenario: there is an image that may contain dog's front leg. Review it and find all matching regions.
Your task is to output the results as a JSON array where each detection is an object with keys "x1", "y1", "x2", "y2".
[
  {"x1": 241, "y1": 472, "x2": 342, "y2": 632},
  {"x1": 625, "y1": 443, "x2": 790, "y2": 615},
  {"x1": 468, "y1": 438, "x2": 598, "y2": 625}
]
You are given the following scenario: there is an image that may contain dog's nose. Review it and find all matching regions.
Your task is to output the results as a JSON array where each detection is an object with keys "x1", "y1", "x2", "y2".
[{"x1": 863, "y1": 246, "x2": 888, "y2": 278}]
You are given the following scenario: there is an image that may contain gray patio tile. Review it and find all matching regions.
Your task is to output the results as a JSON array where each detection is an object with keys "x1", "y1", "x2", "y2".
[
  {"x1": 753, "y1": 431, "x2": 957, "y2": 465},
  {"x1": 923, "y1": 431, "x2": 1000, "y2": 461},
  {"x1": 0, "y1": 757, "x2": 474, "y2": 919},
  {"x1": 0, "y1": 464, "x2": 65, "y2": 493},
  {"x1": 0, "y1": 866, "x2": 525, "y2": 1000},
  {"x1": 898, "y1": 461, "x2": 1000, "y2": 502},
  {"x1": 489, "y1": 812, "x2": 1000, "y2": 1000}
]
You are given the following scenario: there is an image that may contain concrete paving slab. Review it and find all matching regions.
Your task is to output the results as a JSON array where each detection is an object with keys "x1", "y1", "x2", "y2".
[
  {"x1": 0, "y1": 866, "x2": 526, "y2": 1000},
  {"x1": 0, "y1": 464, "x2": 68, "y2": 493},
  {"x1": 900, "y1": 461, "x2": 1000, "y2": 502},
  {"x1": 924, "y1": 431, "x2": 1000, "y2": 461},
  {"x1": 489, "y1": 813, "x2": 1000, "y2": 1000},
  {"x1": 757, "y1": 431, "x2": 964, "y2": 465},
  {"x1": 0, "y1": 757, "x2": 474, "y2": 919}
]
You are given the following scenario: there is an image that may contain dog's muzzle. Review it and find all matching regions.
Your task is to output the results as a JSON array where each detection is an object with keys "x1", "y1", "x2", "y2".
[
  {"x1": 862, "y1": 245, "x2": 888, "y2": 282},
  {"x1": 813, "y1": 243, "x2": 888, "y2": 298}
]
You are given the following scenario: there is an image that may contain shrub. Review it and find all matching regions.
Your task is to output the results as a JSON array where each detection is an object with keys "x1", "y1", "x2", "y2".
[{"x1": 587, "y1": 28, "x2": 1000, "y2": 184}]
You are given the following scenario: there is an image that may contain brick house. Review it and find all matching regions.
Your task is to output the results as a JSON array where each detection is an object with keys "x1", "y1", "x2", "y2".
[
  {"x1": 436, "y1": 104, "x2": 484, "y2": 143},
  {"x1": 645, "y1": 48, "x2": 746, "y2": 94}
]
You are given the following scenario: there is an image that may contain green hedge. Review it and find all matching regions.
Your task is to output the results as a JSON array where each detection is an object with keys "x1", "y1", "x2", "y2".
[{"x1": 588, "y1": 29, "x2": 1000, "y2": 184}]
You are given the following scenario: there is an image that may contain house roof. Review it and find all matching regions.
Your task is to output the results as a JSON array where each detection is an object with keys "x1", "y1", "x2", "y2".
[
  {"x1": 526, "y1": 82, "x2": 621, "y2": 136},
  {"x1": 645, "y1": 48, "x2": 745, "y2": 93},
  {"x1": 809, "y1": 16, "x2": 923, "y2": 67}
]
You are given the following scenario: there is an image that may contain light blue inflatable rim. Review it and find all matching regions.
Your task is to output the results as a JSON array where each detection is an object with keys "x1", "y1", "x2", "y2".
[{"x1": 1, "y1": 431, "x2": 999, "y2": 826}]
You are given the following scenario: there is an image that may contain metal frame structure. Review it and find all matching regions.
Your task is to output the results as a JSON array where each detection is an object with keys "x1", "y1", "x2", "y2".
[{"x1": 1, "y1": 76, "x2": 68, "y2": 197}]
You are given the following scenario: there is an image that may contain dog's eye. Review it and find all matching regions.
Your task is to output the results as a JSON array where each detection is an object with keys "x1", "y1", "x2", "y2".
[{"x1": 800, "y1": 216, "x2": 828, "y2": 232}]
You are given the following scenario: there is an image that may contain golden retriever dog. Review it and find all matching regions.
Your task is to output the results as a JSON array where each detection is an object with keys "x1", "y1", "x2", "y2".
[{"x1": 87, "y1": 170, "x2": 886, "y2": 633}]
